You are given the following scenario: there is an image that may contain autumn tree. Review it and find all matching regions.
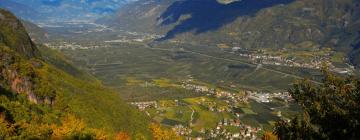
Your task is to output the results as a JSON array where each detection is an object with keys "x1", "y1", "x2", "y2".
[
  {"x1": 262, "y1": 131, "x2": 278, "y2": 140},
  {"x1": 51, "y1": 115, "x2": 107, "y2": 140},
  {"x1": 115, "y1": 132, "x2": 131, "y2": 140},
  {"x1": 0, "y1": 114, "x2": 15, "y2": 139},
  {"x1": 275, "y1": 70, "x2": 360, "y2": 139},
  {"x1": 150, "y1": 123, "x2": 182, "y2": 140}
]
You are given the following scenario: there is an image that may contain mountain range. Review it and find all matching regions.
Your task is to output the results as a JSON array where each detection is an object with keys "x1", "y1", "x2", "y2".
[
  {"x1": 105, "y1": 0, "x2": 360, "y2": 68},
  {"x1": 0, "y1": 0, "x2": 138, "y2": 21}
]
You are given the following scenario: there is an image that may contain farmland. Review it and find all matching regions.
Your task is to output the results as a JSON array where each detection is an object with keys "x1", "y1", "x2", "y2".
[
  {"x1": 142, "y1": 95, "x2": 300, "y2": 137},
  {"x1": 60, "y1": 42, "x2": 326, "y2": 101}
]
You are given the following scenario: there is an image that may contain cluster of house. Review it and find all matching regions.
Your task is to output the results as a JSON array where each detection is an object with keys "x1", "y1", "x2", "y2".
[
  {"x1": 173, "y1": 124, "x2": 192, "y2": 136},
  {"x1": 104, "y1": 31, "x2": 164, "y2": 43},
  {"x1": 173, "y1": 118, "x2": 262, "y2": 140},
  {"x1": 195, "y1": 119, "x2": 262, "y2": 139},
  {"x1": 129, "y1": 101, "x2": 157, "y2": 111},
  {"x1": 181, "y1": 82, "x2": 293, "y2": 105},
  {"x1": 237, "y1": 51, "x2": 329, "y2": 70},
  {"x1": 44, "y1": 42, "x2": 110, "y2": 50},
  {"x1": 129, "y1": 81, "x2": 294, "y2": 139},
  {"x1": 181, "y1": 83, "x2": 248, "y2": 104},
  {"x1": 181, "y1": 83, "x2": 215, "y2": 94},
  {"x1": 232, "y1": 47, "x2": 354, "y2": 74},
  {"x1": 194, "y1": 99, "x2": 232, "y2": 113},
  {"x1": 247, "y1": 91, "x2": 293, "y2": 103}
]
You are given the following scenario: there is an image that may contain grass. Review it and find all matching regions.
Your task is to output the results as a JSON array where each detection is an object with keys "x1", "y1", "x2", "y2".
[
  {"x1": 37, "y1": 46, "x2": 153, "y2": 138},
  {"x1": 331, "y1": 52, "x2": 345, "y2": 63},
  {"x1": 147, "y1": 95, "x2": 301, "y2": 134},
  {"x1": 153, "y1": 78, "x2": 177, "y2": 88},
  {"x1": 57, "y1": 42, "x2": 313, "y2": 134},
  {"x1": 60, "y1": 44, "x2": 324, "y2": 101},
  {"x1": 183, "y1": 97, "x2": 226, "y2": 131},
  {"x1": 0, "y1": 44, "x2": 152, "y2": 138},
  {"x1": 241, "y1": 108, "x2": 257, "y2": 115}
]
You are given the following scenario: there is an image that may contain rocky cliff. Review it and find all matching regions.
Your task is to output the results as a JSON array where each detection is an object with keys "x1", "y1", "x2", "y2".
[
  {"x1": 0, "y1": 9, "x2": 39, "y2": 58},
  {"x1": 0, "y1": 9, "x2": 54, "y2": 104},
  {"x1": 0, "y1": 45, "x2": 55, "y2": 104}
]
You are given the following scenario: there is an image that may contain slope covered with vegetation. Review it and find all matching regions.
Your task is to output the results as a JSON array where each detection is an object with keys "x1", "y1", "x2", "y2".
[
  {"x1": 274, "y1": 69, "x2": 360, "y2": 139},
  {"x1": 0, "y1": 9, "x2": 153, "y2": 139},
  {"x1": 0, "y1": 9, "x2": 39, "y2": 58}
]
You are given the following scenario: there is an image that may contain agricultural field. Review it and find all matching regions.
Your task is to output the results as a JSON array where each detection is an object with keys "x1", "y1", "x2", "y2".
[
  {"x1": 145, "y1": 96, "x2": 300, "y2": 135},
  {"x1": 58, "y1": 42, "x2": 312, "y2": 134},
  {"x1": 60, "y1": 42, "x2": 324, "y2": 101}
]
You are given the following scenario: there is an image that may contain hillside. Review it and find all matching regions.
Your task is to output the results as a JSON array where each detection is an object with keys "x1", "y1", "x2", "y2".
[
  {"x1": 107, "y1": 0, "x2": 360, "y2": 68},
  {"x1": 21, "y1": 20, "x2": 49, "y2": 43},
  {"x1": 0, "y1": 9, "x2": 39, "y2": 58},
  {"x1": 0, "y1": 9, "x2": 152, "y2": 139}
]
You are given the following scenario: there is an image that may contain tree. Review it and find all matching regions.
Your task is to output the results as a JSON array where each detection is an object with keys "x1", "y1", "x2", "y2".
[
  {"x1": 115, "y1": 132, "x2": 131, "y2": 140},
  {"x1": 149, "y1": 123, "x2": 182, "y2": 140},
  {"x1": 263, "y1": 131, "x2": 278, "y2": 140},
  {"x1": 0, "y1": 116, "x2": 15, "y2": 139},
  {"x1": 275, "y1": 70, "x2": 360, "y2": 140},
  {"x1": 51, "y1": 115, "x2": 107, "y2": 139}
]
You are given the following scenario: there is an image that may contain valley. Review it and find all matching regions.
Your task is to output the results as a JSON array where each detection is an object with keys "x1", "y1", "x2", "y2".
[
  {"x1": 37, "y1": 20, "x2": 358, "y2": 138},
  {"x1": 41, "y1": 30, "x2": 322, "y2": 139},
  {"x1": 35, "y1": 13, "x2": 359, "y2": 136},
  {"x1": 1, "y1": 0, "x2": 360, "y2": 139}
]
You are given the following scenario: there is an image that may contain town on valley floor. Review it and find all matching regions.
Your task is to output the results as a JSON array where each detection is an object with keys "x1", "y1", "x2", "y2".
[{"x1": 130, "y1": 79, "x2": 297, "y2": 139}]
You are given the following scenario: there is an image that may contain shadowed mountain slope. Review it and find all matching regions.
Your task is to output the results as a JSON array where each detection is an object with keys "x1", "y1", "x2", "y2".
[
  {"x1": 157, "y1": 0, "x2": 295, "y2": 40},
  {"x1": 108, "y1": 0, "x2": 360, "y2": 68}
]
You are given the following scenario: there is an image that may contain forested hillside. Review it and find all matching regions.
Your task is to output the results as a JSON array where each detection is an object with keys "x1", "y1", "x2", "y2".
[{"x1": 0, "y1": 9, "x2": 153, "y2": 139}]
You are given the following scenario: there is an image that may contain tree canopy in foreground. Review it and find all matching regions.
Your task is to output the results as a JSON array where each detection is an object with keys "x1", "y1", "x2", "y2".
[{"x1": 275, "y1": 70, "x2": 360, "y2": 140}]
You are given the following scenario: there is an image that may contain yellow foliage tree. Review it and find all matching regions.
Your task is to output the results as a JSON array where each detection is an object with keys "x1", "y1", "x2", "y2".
[
  {"x1": 115, "y1": 131, "x2": 131, "y2": 140},
  {"x1": 51, "y1": 115, "x2": 87, "y2": 138},
  {"x1": 263, "y1": 132, "x2": 278, "y2": 140},
  {"x1": 149, "y1": 123, "x2": 181, "y2": 140},
  {"x1": 0, "y1": 116, "x2": 15, "y2": 139},
  {"x1": 51, "y1": 114, "x2": 107, "y2": 139}
]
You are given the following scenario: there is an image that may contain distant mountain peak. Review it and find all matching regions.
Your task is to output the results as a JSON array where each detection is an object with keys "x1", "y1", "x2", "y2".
[{"x1": 0, "y1": 0, "x2": 139, "y2": 22}]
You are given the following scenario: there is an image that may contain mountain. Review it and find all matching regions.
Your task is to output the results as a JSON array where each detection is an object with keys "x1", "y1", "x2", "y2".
[
  {"x1": 0, "y1": 0, "x2": 139, "y2": 22},
  {"x1": 350, "y1": 40, "x2": 360, "y2": 67},
  {"x1": 107, "y1": 0, "x2": 360, "y2": 68},
  {"x1": 0, "y1": 9, "x2": 39, "y2": 58},
  {"x1": 21, "y1": 20, "x2": 50, "y2": 43},
  {"x1": 0, "y1": 9, "x2": 152, "y2": 139}
]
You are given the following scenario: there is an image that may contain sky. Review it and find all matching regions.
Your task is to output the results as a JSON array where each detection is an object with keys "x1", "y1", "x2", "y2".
[{"x1": 0, "y1": 0, "x2": 138, "y2": 21}]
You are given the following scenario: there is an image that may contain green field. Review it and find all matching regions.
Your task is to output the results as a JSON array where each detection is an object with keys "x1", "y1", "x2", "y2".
[
  {"x1": 61, "y1": 43, "x2": 324, "y2": 101},
  {"x1": 145, "y1": 96, "x2": 301, "y2": 134},
  {"x1": 241, "y1": 108, "x2": 257, "y2": 115}
]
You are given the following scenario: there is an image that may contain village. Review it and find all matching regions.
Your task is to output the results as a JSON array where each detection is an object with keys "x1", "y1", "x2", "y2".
[
  {"x1": 230, "y1": 47, "x2": 355, "y2": 74},
  {"x1": 180, "y1": 82, "x2": 293, "y2": 104},
  {"x1": 129, "y1": 80, "x2": 295, "y2": 139},
  {"x1": 172, "y1": 118, "x2": 263, "y2": 139},
  {"x1": 104, "y1": 31, "x2": 164, "y2": 43},
  {"x1": 44, "y1": 41, "x2": 112, "y2": 50}
]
